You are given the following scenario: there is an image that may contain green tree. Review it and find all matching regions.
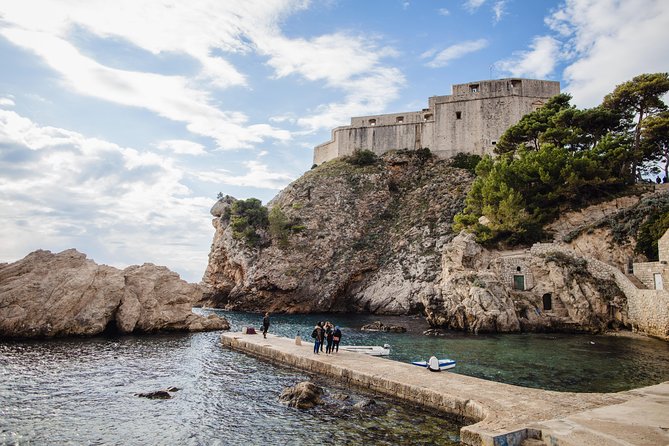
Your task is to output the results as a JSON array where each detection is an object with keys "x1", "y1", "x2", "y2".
[
  {"x1": 229, "y1": 198, "x2": 268, "y2": 247},
  {"x1": 642, "y1": 111, "x2": 669, "y2": 180},
  {"x1": 602, "y1": 72, "x2": 669, "y2": 181},
  {"x1": 495, "y1": 93, "x2": 573, "y2": 154},
  {"x1": 636, "y1": 211, "x2": 669, "y2": 260}
]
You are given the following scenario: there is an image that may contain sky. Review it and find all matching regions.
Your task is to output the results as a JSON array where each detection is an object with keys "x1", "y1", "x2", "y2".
[{"x1": 1, "y1": 0, "x2": 668, "y2": 282}]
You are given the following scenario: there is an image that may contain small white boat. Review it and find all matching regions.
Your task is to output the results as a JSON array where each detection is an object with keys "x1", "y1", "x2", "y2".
[
  {"x1": 340, "y1": 344, "x2": 390, "y2": 356},
  {"x1": 412, "y1": 356, "x2": 456, "y2": 371}
]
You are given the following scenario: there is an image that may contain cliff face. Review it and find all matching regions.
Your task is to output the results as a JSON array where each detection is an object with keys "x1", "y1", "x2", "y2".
[
  {"x1": 203, "y1": 151, "x2": 472, "y2": 314},
  {"x1": 203, "y1": 151, "x2": 663, "y2": 334},
  {"x1": 0, "y1": 249, "x2": 229, "y2": 338},
  {"x1": 424, "y1": 233, "x2": 627, "y2": 333}
]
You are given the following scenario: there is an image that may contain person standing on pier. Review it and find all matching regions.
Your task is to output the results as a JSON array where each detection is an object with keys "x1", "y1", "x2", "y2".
[
  {"x1": 332, "y1": 326, "x2": 342, "y2": 353},
  {"x1": 325, "y1": 323, "x2": 334, "y2": 354},
  {"x1": 262, "y1": 312, "x2": 270, "y2": 339},
  {"x1": 311, "y1": 324, "x2": 322, "y2": 354}
]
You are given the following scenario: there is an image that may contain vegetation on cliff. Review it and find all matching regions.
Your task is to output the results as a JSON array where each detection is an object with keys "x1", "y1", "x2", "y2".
[{"x1": 454, "y1": 73, "x2": 669, "y2": 246}]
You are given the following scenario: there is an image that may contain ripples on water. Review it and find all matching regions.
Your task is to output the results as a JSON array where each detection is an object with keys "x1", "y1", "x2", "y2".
[
  {"x1": 0, "y1": 329, "x2": 460, "y2": 446},
  {"x1": 3, "y1": 311, "x2": 669, "y2": 445}
]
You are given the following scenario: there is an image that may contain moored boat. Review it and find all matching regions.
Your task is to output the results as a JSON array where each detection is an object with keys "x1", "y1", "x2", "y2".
[
  {"x1": 339, "y1": 344, "x2": 390, "y2": 356},
  {"x1": 411, "y1": 356, "x2": 456, "y2": 371}
]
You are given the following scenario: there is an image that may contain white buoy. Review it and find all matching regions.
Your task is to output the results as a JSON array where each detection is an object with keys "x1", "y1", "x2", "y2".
[{"x1": 428, "y1": 355, "x2": 440, "y2": 372}]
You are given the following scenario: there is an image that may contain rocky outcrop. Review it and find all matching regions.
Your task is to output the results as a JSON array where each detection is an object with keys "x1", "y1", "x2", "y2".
[
  {"x1": 423, "y1": 233, "x2": 628, "y2": 333},
  {"x1": 361, "y1": 321, "x2": 407, "y2": 332},
  {"x1": 279, "y1": 381, "x2": 323, "y2": 409},
  {"x1": 0, "y1": 249, "x2": 229, "y2": 338},
  {"x1": 203, "y1": 151, "x2": 472, "y2": 314}
]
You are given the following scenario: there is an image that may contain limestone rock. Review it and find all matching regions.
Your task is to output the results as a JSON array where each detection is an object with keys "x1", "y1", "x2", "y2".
[
  {"x1": 0, "y1": 249, "x2": 229, "y2": 338},
  {"x1": 202, "y1": 151, "x2": 472, "y2": 315},
  {"x1": 279, "y1": 381, "x2": 323, "y2": 409},
  {"x1": 360, "y1": 321, "x2": 407, "y2": 332},
  {"x1": 424, "y1": 233, "x2": 627, "y2": 334}
]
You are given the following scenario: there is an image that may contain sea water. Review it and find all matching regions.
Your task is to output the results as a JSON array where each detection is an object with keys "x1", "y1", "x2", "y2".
[{"x1": 2, "y1": 311, "x2": 669, "y2": 445}]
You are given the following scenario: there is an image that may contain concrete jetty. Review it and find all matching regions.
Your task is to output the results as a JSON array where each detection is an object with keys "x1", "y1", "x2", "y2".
[{"x1": 221, "y1": 332, "x2": 669, "y2": 446}]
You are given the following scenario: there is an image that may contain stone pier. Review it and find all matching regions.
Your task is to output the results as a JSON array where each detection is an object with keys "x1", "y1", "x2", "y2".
[{"x1": 221, "y1": 332, "x2": 669, "y2": 446}]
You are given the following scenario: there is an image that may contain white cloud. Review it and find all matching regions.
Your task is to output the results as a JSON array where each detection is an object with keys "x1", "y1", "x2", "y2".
[
  {"x1": 464, "y1": 0, "x2": 487, "y2": 12},
  {"x1": 0, "y1": 97, "x2": 15, "y2": 107},
  {"x1": 424, "y1": 39, "x2": 489, "y2": 68},
  {"x1": 438, "y1": 8, "x2": 451, "y2": 16},
  {"x1": 194, "y1": 160, "x2": 294, "y2": 190},
  {"x1": 492, "y1": 1, "x2": 507, "y2": 23},
  {"x1": 156, "y1": 140, "x2": 207, "y2": 156},
  {"x1": 0, "y1": 0, "x2": 401, "y2": 139},
  {"x1": 0, "y1": 107, "x2": 218, "y2": 281},
  {"x1": 547, "y1": 0, "x2": 669, "y2": 107},
  {"x1": 254, "y1": 31, "x2": 404, "y2": 130},
  {"x1": 494, "y1": 35, "x2": 561, "y2": 78}
]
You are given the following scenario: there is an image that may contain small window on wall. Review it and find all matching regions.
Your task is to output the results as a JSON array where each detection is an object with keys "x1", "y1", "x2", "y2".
[
  {"x1": 396, "y1": 116, "x2": 404, "y2": 123},
  {"x1": 423, "y1": 113, "x2": 433, "y2": 121},
  {"x1": 469, "y1": 84, "x2": 479, "y2": 93},
  {"x1": 492, "y1": 141, "x2": 497, "y2": 145},
  {"x1": 369, "y1": 119, "x2": 376, "y2": 126},
  {"x1": 455, "y1": 111, "x2": 462, "y2": 119}
]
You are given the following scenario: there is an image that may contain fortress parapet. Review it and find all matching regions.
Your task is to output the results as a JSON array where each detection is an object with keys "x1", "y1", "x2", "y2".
[{"x1": 314, "y1": 78, "x2": 560, "y2": 165}]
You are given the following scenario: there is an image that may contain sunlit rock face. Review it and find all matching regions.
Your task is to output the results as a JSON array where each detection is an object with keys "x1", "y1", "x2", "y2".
[{"x1": 0, "y1": 249, "x2": 229, "y2": 338}]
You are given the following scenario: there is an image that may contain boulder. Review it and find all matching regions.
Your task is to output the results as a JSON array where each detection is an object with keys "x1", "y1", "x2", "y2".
[
  {"x1": 360, "y1": 321, "x2": 407, "y2": 333},
  {"x1": 279, "y1": 381, "x2": 323, "y2": 409},
  {"x1": 0, "y1": 249, "x2": 229, "y2": 338}
]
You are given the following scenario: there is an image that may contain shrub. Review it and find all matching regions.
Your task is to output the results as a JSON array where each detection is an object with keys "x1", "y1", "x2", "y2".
[
  {"x1": 347, "y1": 149, "x2": 378, "y2": 166},
  {"x1": 229, "y1": 198, "x2": 268, "y2": 247},
  {"x1": 450, "y1": 152, "x2": 482, "y2": 173}
]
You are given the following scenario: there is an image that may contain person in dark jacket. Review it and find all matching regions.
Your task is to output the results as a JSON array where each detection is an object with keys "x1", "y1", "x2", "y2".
[
  {"x1": 332, "y1": 326, "x2": 342, "y2": 353},
  {"x1": 262, "y1": 312, "x2": 270, "y2": 338},
  {"x1": 318, "y1": 321, "x2": 325, "y2": 352},
  {"x1": 325, "y1": 323, "x2": 334, "y2": 354},
  {"x1": 311, "y1": 325, "x2": 322, "y2": 354}
]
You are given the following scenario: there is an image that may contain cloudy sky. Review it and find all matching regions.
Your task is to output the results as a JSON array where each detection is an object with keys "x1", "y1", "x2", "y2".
[{"x1": 1, "y1": 0, "x2": 668, "y2": 282}]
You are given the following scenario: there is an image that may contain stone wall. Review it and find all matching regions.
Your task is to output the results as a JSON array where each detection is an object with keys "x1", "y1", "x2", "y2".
[
  {"x1": 313, "y1": 78, "x2": 560, "y2": 165},
  {"x1": 633, "y1": 262, "x2": 668, "y2": 290},
  {"x1": 490, "y1": 254, "x2": 535, "y2": 290}
]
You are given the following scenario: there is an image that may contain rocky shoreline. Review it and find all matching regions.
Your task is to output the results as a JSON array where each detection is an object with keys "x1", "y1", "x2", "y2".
[{"x1": 0, "y1": 249, "x2": 229, "y2": 338}]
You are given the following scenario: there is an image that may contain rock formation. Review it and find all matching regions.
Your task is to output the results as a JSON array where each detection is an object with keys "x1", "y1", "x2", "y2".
[
  {"x1": 203, "y1": 150, "x2": 472, "y2": 314},
  {"x1": 279, "y1": 381, "x2": 323, "y2": 409},
  {"x1": 0, "y1": 249, "x2": 229, "y2": 338},
  {"x1": 423, "y1": 232, "x2": 627, "y2": 333},
  {"x1": 202, "y1": 149, "x2": 667, "y2": 335}
]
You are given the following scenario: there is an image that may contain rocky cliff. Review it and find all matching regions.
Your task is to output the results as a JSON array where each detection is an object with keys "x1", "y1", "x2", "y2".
[
  {"x1": 203, "y1": 150, "x2": 472, "y2": 314},
  {"x1": 203, "y1": 150, "x2": 667, "y2": 334},
  {"x1": 0, "y1": 249, "x2": 229, "y2": 338}
]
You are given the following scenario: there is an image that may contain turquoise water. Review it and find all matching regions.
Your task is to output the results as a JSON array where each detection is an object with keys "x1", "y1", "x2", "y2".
[
  {"x1": 3, "y1": 311, "x2": 669, "y2": 445},
  {"x1": 0, "y1": 330, "x2": 461, "y2": 445},
  {"x1": 214, "y1": 310, "x2": 669, "y2": 393}
]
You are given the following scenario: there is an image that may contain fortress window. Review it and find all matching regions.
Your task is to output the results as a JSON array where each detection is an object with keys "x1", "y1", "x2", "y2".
[
  {"x1": 455, "y1": 111, "x2": 462, "y2": 119},
  {"x1": 511, "y1": 79, "x2": 521, "y2": 89},
  {"x1": 369, "y1": 119, "x2": 376, "y2": 126},
  {"x1": 492, "y1": 141, "x2": 497, "y2": 145},
  {"x1": 469, "y1": 84, "x2": 479, "y2": 93},
  {"x1": 423, "y1": 113, "x2": 433, "y2": 121},
  {"x1": 396, "y1": 116, "x2": 404, "y2": 123}
]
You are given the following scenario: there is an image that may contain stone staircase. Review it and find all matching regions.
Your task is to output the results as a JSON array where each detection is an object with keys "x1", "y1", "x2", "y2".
[{"x1": 625, "y1": 273, "x2": 647, "y2": 289}]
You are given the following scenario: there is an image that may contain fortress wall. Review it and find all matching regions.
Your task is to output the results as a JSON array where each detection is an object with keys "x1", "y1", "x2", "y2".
[
  {"x1": 316, "y1": 121, "x2": 435, "y2": 162},
  {"x1": 313, "y1": 78, "x2": 561, "y2": 165}
]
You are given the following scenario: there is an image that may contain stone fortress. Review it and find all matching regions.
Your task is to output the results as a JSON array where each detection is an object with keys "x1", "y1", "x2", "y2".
[{"x1": 314, "y1": 78, "x2": 561, "y2": 165}]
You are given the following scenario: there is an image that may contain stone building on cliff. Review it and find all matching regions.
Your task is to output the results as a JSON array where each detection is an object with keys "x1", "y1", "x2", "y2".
[{"x1": 313, "y1": 78, "x2": 560, "y2": 165}]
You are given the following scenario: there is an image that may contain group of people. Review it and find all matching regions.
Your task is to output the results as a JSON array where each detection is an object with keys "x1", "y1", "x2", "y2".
[{"x1": 311, "y1": 321, "x2": 342, "y2": 354}]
